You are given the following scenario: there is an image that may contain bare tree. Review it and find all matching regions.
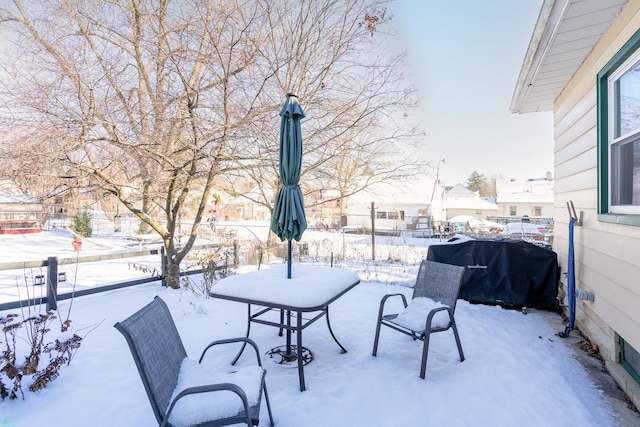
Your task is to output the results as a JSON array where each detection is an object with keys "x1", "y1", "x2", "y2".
[
  {"x1": 220, "y1": 0, "x2": 424, "y2": 225},
  {"x1": 0, "y1": 0, "x2": 275, "y2": 287},
  {"x1": 0, "y1": 122, "x2": 85, "y2": 226},
  {"x1": 0, "y1": 0, "x2": 423, "y2": 288}
]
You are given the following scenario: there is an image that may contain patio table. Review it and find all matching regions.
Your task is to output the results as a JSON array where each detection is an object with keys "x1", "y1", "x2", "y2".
[{"x1": 209, "y1": 264, "x2": 360, "y2": 391}]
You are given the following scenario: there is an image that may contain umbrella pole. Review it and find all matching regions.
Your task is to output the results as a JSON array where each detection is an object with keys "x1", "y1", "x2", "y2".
[
  {"x1": 286, "y1": 241, "x2": 293, "y2": 356},
  {"x1": 287, "y1": 240, "x2": 292, "y2": 279},
  {"x1": 285, "y1": 310, "x2": 294, "y2": 359}
]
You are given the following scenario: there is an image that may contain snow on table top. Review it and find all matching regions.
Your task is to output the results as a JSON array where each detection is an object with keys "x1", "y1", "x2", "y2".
[{"x1": 210, "y1": 264, "x2": 360, "y2": 309}]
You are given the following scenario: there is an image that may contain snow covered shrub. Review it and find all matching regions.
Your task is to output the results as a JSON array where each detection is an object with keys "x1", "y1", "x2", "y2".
[
  {"x1": 181, "y1": 247, "x2": 231, "y2": 297},
  {"x1": 0, "y1": 311, "x2": 82, "y2": 399},
  {"x1": 1, "y1": 270, "x2": 85, "y2": 400}
]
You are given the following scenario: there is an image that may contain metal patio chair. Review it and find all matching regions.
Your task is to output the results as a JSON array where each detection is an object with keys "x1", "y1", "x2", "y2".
[
  {"x1": 372, "y1": 260, "x2": 466, "y2": 379},
  {"x1": 115, "y1": 296, "x2": 274, "y2": 427}
]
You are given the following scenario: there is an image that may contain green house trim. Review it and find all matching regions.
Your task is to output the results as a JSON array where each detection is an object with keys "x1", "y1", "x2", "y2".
[
  {"x1": 619, "y1": 336, "x2": 640, "y2": 386},
  {"x1": 597, "y1": 27, "x2": 640, "y2": 218}
]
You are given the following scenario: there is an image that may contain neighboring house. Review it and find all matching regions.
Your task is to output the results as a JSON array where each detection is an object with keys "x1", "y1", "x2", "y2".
[
  {"x1": 50, "y1": 188, "x2": 101, "y2": 217},
  {"x1": 224, "y1": 188, "x2": 272, "y2": 222},
  {"x1": 305, "y1": 189, "x2": 344, "y2": 229},
  {"x1": 444, "y1": 184, "x2": 499, "y2": 220},
  {"x1": 343, "y1": 182, "x2": 502, "y2": 232},
  {"x1": 0, "y1": 193, "x2": 43, "y2": 234},
  {"x1": 345, "y1": 185, "x2": 431, "y2": 231},
  {"x1": 511, "y1": 0, "x2": 640, "y2": 406},
  {"x1": 495, "y1": 175, "x2": 554, "y2": 218}
]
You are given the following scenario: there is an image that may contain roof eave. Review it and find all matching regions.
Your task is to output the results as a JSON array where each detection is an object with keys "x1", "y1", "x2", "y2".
[
  {"x1": 510, "y1": 0, "x2": 561, "y2": 114},
  {"x1": 511, "y1": 0, "x2": 629, "y2": 114}
]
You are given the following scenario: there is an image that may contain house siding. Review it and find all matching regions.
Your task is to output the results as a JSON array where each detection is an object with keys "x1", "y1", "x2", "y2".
[
  {"x1": 553, "y1": 0, "x2": 640, "y2": 376},
  {"x1": 495, "y1": 203, "x2": 554, "y2": 218}
]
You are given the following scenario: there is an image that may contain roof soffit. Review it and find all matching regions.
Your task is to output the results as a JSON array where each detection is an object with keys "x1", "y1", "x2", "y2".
[{"x1": 511, "y1": 0, "x2": 629, "y2": 114}]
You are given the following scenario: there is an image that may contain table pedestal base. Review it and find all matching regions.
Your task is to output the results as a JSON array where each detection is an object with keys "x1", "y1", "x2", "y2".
[{"x1": 266, "y1": 345, "x2": 313, "y2": 367}]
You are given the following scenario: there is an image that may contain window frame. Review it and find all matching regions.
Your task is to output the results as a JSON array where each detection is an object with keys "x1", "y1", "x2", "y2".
[
  {"x1": 619, "y1": 336, "x2": 640, "y2": 386},
  {"x1": 597, "y1": 28, "x2": 640, "y2": 226}
]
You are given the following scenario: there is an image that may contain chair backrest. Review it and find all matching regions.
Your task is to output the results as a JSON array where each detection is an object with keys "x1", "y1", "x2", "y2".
[
  {"x1": 413, "y1": 260, "x2": 466, "y2": 311},
  {"x1": 114, "y1": 296, "x2": 187, "y2": 424}
]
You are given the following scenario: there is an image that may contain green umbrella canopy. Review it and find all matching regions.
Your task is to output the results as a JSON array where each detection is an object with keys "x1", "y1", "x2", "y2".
[{"x1": 270, "y1": 94, "x2": 307, "y2": 242}]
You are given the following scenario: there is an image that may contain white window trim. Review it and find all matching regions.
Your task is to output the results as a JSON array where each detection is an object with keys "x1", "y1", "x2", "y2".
[{"x1": 607, "y1": 48, "x2": 640, "y2": 214}]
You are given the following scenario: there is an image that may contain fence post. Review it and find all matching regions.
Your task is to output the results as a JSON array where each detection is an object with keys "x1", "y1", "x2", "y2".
[
  {"x1": 46, "y1": 256, "x2": 58, "y2": 311},
  {"x1": 233, "y1": 240, "x2": 239, "y2": 267},
  {"x1": 160, "y1": 246, "x2": 167, "y2": 287}
]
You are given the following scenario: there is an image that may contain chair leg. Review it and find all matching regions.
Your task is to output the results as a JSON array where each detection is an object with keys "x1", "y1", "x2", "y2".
[
  {"x1": 372, "y1": 317, "x2": 383, "y2": 357},
  {"x1": 450, "y1": 317, "x2": 465, "y2": 362},
  {"x1": 263, "y1": 382, "x2": 274, "y2": 426},
  {"x1": 372, "y1": 299, "x2": 389, "y2": 357},
  {"x1": 419, "y1": 332, "x2": 431, "y2": 379}
]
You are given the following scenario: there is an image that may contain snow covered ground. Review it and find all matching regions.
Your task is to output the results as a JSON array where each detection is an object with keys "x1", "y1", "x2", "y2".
[{"x1": 0, "y1": 228, "x2": 626, "y2": 426}]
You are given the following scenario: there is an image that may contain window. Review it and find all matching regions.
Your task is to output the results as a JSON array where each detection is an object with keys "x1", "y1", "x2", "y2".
[
  {"x1": 620, "y1": 336, "x2": 640, "y2": 386},
  {"x1": 608, "y1": 53, "x2": 640, "y2": 211},
  {"x1": 534, "y1": 206, "x2": 542, "y2": 216},
  {"x1": 387, "y1": 211, "x2": 399, "y2": 220},
  {"x1": 376, "y1": 211, "x2": 387, "y2": 219},
  {"x1": 509, "y1": 206, "x2": 517, "y2": 216},
  {"x1": 598, "y1": 28, "x2": 640, "y2": 225}
]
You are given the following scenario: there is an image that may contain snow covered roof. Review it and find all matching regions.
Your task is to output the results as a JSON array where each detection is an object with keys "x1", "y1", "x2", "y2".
[
  {"x1": 445, "y1": 184, "x2": 478, "y2": 198},
  {"x1": 347, "y1": 181, "x2": 430, "y2": 206},
  {"x1": 496, "y1": 178, "x2": 554, "y2": 204},
  {"x1": 446, "y1": 196, "x2": 498, "y2": 211},
  {"x1": 0, "y1": 193, "x2": 41, "y2": 204}
]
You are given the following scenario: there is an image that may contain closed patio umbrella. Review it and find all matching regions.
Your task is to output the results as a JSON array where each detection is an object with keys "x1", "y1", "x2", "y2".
[{"x1": 270, "y1": 93, "x2": 307, "y2": 278}]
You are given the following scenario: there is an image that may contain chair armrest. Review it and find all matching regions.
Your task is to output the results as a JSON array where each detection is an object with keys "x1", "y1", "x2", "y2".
[
  {"x1": 424, "y1": 306, "x2": 454, "y2": 330},
  {"x1": 379, "y1": 293, "x2": 408, "y2": 311},
  {"x1": 161, "y1": 382, "x2": 252, "y2": 427},
  {"x1": 199, "y1": 337, "x2": 263, "y2": 366},
  {"x1": 377, "y1": 293, "x2": 408, "y2": 321}
]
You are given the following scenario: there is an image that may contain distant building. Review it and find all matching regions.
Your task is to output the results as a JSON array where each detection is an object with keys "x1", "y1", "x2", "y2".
[
  {"x1": 0, "y1": 193, "x2": 43, "y2": 234},
  {"x1": 444, "y1": 184, "x2": 499, "y2": 220},
  {"x1": 224, "y1": 188, "x2": 272, "y2": 222},
  {"x1": 344, "y1": 187, "x2": 429, "y2": 232},
  {"x1": 495, "y1": 175, "x2": 554, "y2": 219},
  {"x1": 304, "y1": 189, "x2": 345, "y2": 230},
  {"x1": 344, "y1": 182, "x2": 501, "y2": 233}
]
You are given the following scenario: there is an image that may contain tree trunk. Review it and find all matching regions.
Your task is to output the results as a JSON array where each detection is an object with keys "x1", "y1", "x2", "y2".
[{"x1": 164, "y1": 256, "x2": 181, "y2": 289}]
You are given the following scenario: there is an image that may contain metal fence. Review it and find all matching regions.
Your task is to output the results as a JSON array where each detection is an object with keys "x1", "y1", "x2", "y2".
[
  {"x1": 0, "y1": 243, "x2": 235, "y2": 312},
  {"x1": 0, "y1": 218, "x2": 554, "y2": 312}
]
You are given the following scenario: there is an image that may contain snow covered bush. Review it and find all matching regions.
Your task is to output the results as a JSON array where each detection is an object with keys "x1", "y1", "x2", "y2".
[{"x1": 0, "y1": 310, "x2": 82, "y2": 400}]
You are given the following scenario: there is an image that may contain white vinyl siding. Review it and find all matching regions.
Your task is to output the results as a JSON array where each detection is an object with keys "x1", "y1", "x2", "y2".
[{"x1": 553, "y1": 8, "x2": 640, "y2": 363}]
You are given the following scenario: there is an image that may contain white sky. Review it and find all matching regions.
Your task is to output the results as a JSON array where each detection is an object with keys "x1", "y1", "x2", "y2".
[{"x1": 389, "y1": 0, "x2": 554, "y2": 185}]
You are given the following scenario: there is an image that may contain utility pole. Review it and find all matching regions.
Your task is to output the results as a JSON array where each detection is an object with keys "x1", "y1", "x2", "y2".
[
  {"x1": 429, "y1": 159, "x2": 445, "y2": 234},
  {"x1": 370, "y1": 202, "x2": 376, "y2": 260}
]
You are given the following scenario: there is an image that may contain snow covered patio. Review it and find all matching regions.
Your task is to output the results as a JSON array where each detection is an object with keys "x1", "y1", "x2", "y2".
[{"x1": 0, "y1": 265, "x2": 620, "y2": 426}]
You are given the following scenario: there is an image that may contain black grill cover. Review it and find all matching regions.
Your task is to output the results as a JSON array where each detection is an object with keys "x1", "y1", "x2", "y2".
[{"x1": 427, "y1": 238, "x2": 559, "y2": 310}]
